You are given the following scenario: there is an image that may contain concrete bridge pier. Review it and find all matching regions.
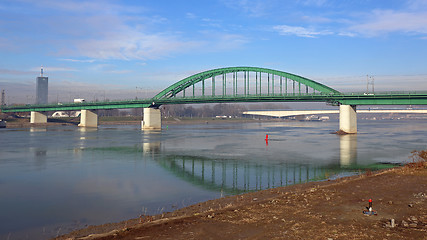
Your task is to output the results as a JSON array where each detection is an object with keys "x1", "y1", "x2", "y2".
[
  {"x1": 339, "y1": 105, "x2": 357, "y2": 134},
  {"x1": 142, "y1": 108, "x2": 162, "y2": 130},
  {"x1": 30, "y1": 111, "x2": 47, "y2": 124},
  {"x1": 78, "y1": 110, "x2": 98, "y2": 128}
]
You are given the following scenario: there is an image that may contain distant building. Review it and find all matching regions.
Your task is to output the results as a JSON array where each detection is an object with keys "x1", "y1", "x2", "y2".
[
  {"x1": 51, "y1": 111, "x2": 81, "y2": 118},
  {"x1": 1, "y1": 89, "x2": 5, "y2": 106},
  {"x1": 36, "y1": 66, "x2": 48, "y2": 104}
]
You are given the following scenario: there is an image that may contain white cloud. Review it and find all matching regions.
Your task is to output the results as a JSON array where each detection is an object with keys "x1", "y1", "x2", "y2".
[
  {"x1": 0, "y1": 1, "x2": 201, "y2": 61},
  {"x1": 73, "y1": 32, "x2": 201, "y2": 60},
  {"x1": 0, "y1": 68, "x2": 32, "y2": 75},
  {"x1": 349, "y1": 10, "x2": 427, "y2": 36},
  {"x1": 30, "y1": 66, "x2": 77, "y2": 72},
  {"x1": 85, "y1": 63, "x2": 131, "y2": 74},
  {"x1": 201, "y1": 18, "x2": 222, "y2": 28},
  {"x1": 273, "y1": 25, "x2": 333, "y2": 38},
  {"x1": 298, "y1": 0, "x2": 328, "y2": 7},
  {"x1": 198, "y1": 31, "x2": 249, "y2": 50},
  {"x1": 0, "y1": 37, "x2": 11, "y2": 49},
  {"x1": 321, "y1": 74, "x2": 427, "y2": 92},
  {"x1": 186, "y1": 13, "x2": 197, "y2": 19},
  {"x1": 1, "y1": 0, "x2": 253, "y2": 62},
  {"x1": 109, "y1": 70, "x2": 132, "y2": 74},
  {"x1": 407, "y1": 0, "x2": 427, "y2": 10},
  {"x1": 23, "y1": 0, "x2": 147, "y2": 15},
  {"x1": 217, "y1": 34, "x2": 249, "y2": 49},
  {"x1": 338, "y1": 31, "x2": 356, "y2": 37},
  {"x1": 301, "y1": 15, "x2": 332, "y2": 24},
  {"x1": 43, "y1": 11, "x2": 198, "y2": 60},
  {"x1": 59, "y1": 58, "x2": 96, "y2": 63},
  {"x1": 221, "y1": 0, "x2": 269, "y2": 17}
]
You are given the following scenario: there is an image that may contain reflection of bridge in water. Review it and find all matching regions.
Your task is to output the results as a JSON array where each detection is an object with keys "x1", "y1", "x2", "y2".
[
  {"x1": 143, "y1": 135, "x2": 364, "y2": 195},
  {"x1": 69, "y1": 134, "x2": 390, "y2": 196},
  {"x1": 156, "y1": 155, "x2": 331, "y2": 195}
]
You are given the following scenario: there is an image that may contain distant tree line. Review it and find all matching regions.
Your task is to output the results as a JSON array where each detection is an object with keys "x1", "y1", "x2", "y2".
[
  {"x1": 37, "y1": 103, "x2": 289, "y2": 118},
  {"x1": 160, "y1": 103, "x2": 290, "y2": 118},
  {"x1": 161, "y1": 104, "x2": 246, "y2": 118}
]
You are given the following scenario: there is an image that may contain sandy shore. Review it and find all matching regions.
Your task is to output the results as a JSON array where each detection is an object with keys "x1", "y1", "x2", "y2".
[{"x1": 55, "y1": 163, "x2": 427, "y2": 240}]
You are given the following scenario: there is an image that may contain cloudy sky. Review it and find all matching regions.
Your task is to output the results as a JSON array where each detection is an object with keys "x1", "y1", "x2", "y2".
[{"x1": 1, "y1": 0, "x2": 427, "y2": 103}]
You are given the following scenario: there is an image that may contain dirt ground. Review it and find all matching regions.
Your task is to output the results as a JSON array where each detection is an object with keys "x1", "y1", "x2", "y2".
[{"x1": 55, "y1": 163, "x2": 427, "y2": 240}]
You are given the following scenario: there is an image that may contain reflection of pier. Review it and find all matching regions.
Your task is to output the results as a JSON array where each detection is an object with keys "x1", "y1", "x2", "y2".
[
  {"x1": 143, "y1": 142, "x2": 161, "y2": 154},
  {"x1": 339, "y1": 135, "x2": 357, "y2": 167},
  {"x1": 157, "y1": 155, "x2": 332, "y2": 195}
]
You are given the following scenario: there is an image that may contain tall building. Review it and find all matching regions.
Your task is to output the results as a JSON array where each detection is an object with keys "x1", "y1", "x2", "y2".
[
  {"x1": 36, "y1": 66, "x2": 48, "y2": 104},
  {"x1": 1, "y1": 89, "x2": 5, "y2": 106}
]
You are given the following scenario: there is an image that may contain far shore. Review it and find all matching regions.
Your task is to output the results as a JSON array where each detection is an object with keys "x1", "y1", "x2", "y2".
[{"x1": 1, "y1": 116, "x2": 285, "y2": 128}]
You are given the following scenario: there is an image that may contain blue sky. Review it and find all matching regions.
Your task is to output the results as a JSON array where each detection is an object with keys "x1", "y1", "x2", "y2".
[{"x1": 1, "y1": 0, "x2": 427, "y2": 103}]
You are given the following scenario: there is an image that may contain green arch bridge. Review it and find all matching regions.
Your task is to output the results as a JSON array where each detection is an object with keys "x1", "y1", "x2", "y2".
[{"x1": 2, "y1": 66, "x2": 427, "y2": 133}]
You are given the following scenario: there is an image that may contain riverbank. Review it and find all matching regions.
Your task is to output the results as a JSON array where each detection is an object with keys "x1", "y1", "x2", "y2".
[{"x1": 56, "y1": 162, "x2": 427, "y2": 240}]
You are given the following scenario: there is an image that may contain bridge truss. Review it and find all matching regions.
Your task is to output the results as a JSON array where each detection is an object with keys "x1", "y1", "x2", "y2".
[{"x1": 153, "y1": 67, "x2": 340, "y2": 101}]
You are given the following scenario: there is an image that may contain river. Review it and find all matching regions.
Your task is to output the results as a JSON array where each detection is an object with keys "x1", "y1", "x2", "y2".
[{"x1": 0, "y1": 119, "x2": 425, "y2": 239}]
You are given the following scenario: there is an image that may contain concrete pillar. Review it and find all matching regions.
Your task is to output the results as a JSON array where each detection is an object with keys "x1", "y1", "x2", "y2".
[
  {"x1": 78, "y1": 110, "x2": 98, "y2": 128},
  {"x1": 339, "y1": 105, "x2": 357, "y2": 134},
  {"x1": 30, "y1": 111, "x2": 47, "y2": 124},
  {"x1": 339, "y1": 135, "x2": 357, "y2": 167},
  {"x1": 142, "y1": 108, "x2": 161, "y2": 130}
]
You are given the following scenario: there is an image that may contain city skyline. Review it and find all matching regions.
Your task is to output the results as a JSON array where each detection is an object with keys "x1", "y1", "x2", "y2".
[{"x1": 1, "y1": 0, "x2": 427, "y2": 103}]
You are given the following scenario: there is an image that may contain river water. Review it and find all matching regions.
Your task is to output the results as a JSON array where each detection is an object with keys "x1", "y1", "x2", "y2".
[{"x1": 0, "y1": 119, "x2": 426, "y2": 239}]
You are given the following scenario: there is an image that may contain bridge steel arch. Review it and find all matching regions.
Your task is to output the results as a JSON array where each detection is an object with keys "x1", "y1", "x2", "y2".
[{"x1": 153, "y1": 67, "x2": 340, "y2": 100}]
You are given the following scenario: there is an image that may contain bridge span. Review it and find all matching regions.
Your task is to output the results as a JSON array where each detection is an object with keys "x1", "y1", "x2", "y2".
[{"x1": 2, "y1": 66, "x2": 427, "y2": 133}]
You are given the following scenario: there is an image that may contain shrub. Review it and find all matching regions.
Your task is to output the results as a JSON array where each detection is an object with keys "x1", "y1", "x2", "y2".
[{"x1": 408, "y1": 149, "x2": 427, "y2": 169}]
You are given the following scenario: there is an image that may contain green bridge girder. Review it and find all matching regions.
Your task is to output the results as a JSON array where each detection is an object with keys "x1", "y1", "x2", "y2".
[
  {"x1": 153, "y1": 92, "x2": 427, "y2": 106},
  {"x1": 329, "y1": 92, "x2": 427, "y2": 105},
  {"x1": 5, "y1": 93, "x2": 427, "y2": 113},
  {"x1": 0, "y1": 100, "x2": 152, "y2": 113},
  {"x1": 2, "y1": 67, "x2": 427, "y2": 113},
  {"x1": 153, "y1": 66, "x2": 340, "y2": 99}
]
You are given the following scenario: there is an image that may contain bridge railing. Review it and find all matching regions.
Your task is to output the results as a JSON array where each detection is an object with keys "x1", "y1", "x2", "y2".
[
  {"x1": 0, "y1": 98, "x2": 155, "y2": 112},
  {"x1": 339, "y1": 91, "x2": 427, "y2": 96}
]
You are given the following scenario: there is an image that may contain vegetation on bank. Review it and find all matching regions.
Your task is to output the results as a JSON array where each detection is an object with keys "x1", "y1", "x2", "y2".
[
  {"x1": 99, "y1": 116, "x2": 142, "y2": 122},
  {"x1": 409, "y1": 149, "x2": 427, "y2": 169}
]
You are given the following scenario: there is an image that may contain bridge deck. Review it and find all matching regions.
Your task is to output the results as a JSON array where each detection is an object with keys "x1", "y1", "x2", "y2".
[{"x1": 2, "y1": 92, "x2": 427, "y2": 113}]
